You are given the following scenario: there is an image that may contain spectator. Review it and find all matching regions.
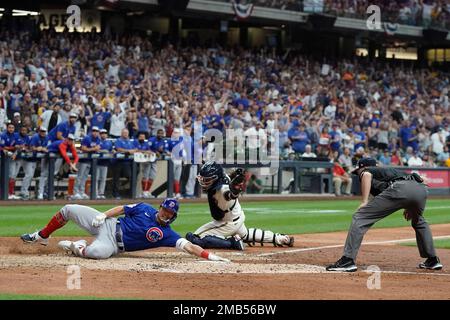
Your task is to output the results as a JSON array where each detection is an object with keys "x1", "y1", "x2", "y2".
[
  {"x1": 134, "y1": 131, "x2": 155, "y2": 198},
  {"x1": 112, "y1": 128, "x2": 137, "y2": 199},
  {"x1": 38, "y1": 134, "x2": 78, "y2": 200},
  {"x1": 391, "y1": 149, "x2": 403, "y2": 166},
  {"x1": 288, "y1": 122, "x2": 310, "y2": 155},
  {"x1": 353, "y1": 125, "x2": 366, "y2": 151},
  {"x1": 437, "y1": 146, "x2": 450, "y2": 165},
  {"x1": 332, "y1": 159, "x2": 352, "y2": 196},
  {"x1": 244, "y1": 121, "x2": 267, "y2": 162},
  {"x1": 109, "y1": 103, "x2": 126, "y2": 138},
  {"x1": 72, "y1": 126, "x2": 101, "y2": 200},
  {"x1": 367, "y1": 121, "x2": 379, "y2": 149},
  {"x1": 423, "y1": 153, "x2": 437, "y2": 168},
  {"x1": 377, "y1": 122, "x2": 389, "y2": 151},
  {"x1": 329, "y1": 123, "x2": 342, "y2": 152},
  {"x1": 48, "y1": 113, "x2": 77, "y2": 142},
  {"x1": 247, "y1": 174, "x2": 264, "y2": 194},
  {"x1": 95, "y1": 129, "x2": 114, "y2": 199},
  {"x1": 302, "y1": 144, "x2": 317, "y2": 158},
  {"x1": 137, "y1": 107, "x2": 150, "y2": 138},
  {"x1": 431, "y1": 127, "x2": 447, "y2": 155},
  {"x1": 40, "y1": 103, "x2": 62, "y2": 132},
  {"x1": 338, "y1": 147, "x2": 353, "y2": 171},
  {"x1": 408, "y1": 152, "x2": 424, "y2": 167},
  {"x1": 378, "y1": 150, "x2": 391, "y2": 166}
]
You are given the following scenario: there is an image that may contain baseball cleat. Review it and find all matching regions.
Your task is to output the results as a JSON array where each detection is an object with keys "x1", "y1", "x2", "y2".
[
  {"x1": 20, "y1": 231, "x2": 49, "y2": 246},
  {"x1": 326, "y1": 256, "x2": 358, "y2": 272},
  {"x1": 69, "y1": 240, "x2": 87, "y2": 257},
  {"x1": 58, "y1": 240, "x2": 73, "y2": 253},
  {"x1": 419, "y1": 257, "x2": 443, "y2": 270},
  {"x1": 231, "y1": 235, "x2": 245, "y2": 251}
]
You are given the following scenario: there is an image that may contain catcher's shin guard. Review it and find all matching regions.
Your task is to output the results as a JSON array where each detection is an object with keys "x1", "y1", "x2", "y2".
[
  {"x1": 244, "y1": 228, "x2": 293, "y2": 247},
  {"x1": 186, "y1": 232, "x2": 244, "y2": 250},
  {"x1": 244, "y1": 228, "x2": 272, "y2": 246}
]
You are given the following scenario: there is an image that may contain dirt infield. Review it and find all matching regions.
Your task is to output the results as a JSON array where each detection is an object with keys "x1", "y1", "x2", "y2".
[{"x1": 1, "y1": 224, "x2": 449, "y2": 300}]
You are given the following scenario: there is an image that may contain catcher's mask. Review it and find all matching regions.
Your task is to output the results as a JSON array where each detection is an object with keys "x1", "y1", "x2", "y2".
[
  {"x1": 197, "y1": 161, "x2": 224, "y2": 191},
  {"x1": 158, "y1": 198, "x2": 179, "y2": 225}
]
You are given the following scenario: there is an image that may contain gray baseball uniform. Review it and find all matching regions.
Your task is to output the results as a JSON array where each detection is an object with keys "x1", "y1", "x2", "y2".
[
  {"x1": 38, "y1": 158, "x2": 64, "y2": 198},
  {"x1": 60, "y1": 204, "x2": 120, "y2": 259},
  {"x1": 96, "y1": 165, "x2": 108, "y2": 197},
  {"x1": 343, "y1": 167, "x2": 436, "y2": 260},
  {"x1": 73, "y1": 162, "x2": 91, "y2": 196}
]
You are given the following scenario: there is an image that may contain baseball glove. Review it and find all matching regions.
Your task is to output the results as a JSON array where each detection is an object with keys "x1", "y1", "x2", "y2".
[{"x1": 229, "y1": 168, "x2": 247, "y2": 194}]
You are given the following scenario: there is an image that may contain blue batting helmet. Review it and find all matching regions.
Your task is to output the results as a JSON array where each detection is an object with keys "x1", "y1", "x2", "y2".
[{"x1": 159, "y1": 198, "x2": 179, "y2": 225}]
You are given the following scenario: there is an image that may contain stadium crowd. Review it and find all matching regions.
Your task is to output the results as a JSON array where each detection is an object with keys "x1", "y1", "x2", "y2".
[
  {"x1": 225, "y1": 0, "x2": 450, "y2": 28},
  {"x1": 1, "y1": 27, "x2": 450, "y2": 199}
]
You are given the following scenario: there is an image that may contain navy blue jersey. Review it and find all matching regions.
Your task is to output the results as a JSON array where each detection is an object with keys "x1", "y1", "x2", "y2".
[
  {"x1": 0, "y1": 131, "x2": 17, "y2": 149},
  {"x1": 98, "y1": 138, "x2": 113, "y2": 166},
  {"x1": 48, "y1": 121, "x2": 76, "y2": 142},
  {"x1": 118, "y1": 203, "x2": 181, "y2": 252},
  {"x1": 15, "y1": 133, "x2": 31, "y2": 147},
  {"x1": 29, "y1": 133, "x2": 50, "y2": 161},
  {"x1": 30, "y1": 133, "x2": 50, "y2": 149},
  {"x1": 148, "y1": 136, "x2": 169, "y2": 153},
  {"x1": 90, "y1": 112, "x2": 111, "y2": 130},
  {"x1": 47, "y1": 140, "x2": 64, "y2": 153},
  {"x1": 80, "y1": 134, "x2": 101, "y2": 162},
  {"x1": 115, "y1": 137, "x2": 135, "y2": 151},
  {"x1": 133, "y1": 139, "x2": 151, "y2": 151}
]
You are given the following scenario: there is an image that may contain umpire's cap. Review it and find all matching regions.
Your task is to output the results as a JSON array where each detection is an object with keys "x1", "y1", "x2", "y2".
[
  {"x1": 351, "y1": 158, "x2": 377, "y2": 174},
  {"x1": 159, "y1": 198, "x2": 179, "y2": 225}
]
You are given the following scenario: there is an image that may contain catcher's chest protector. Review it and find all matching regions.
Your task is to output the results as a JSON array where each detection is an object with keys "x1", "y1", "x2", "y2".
[{"x1": 207, "y1": 184, "x2": 238, "y2": 221}]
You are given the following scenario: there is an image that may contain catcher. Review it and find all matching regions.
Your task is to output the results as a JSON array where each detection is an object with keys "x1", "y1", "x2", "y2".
[
  {"x1": 186, "y1": 161, "x2": 294, "y2": 250},
  {"x1": 20, "y1": 198, "x2": 229, "y2": 262}
]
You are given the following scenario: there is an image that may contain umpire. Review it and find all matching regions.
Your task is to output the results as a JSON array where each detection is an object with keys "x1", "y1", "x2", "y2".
[{"x1": 327, "y1": 158, "x2": 443, "y2": 272}]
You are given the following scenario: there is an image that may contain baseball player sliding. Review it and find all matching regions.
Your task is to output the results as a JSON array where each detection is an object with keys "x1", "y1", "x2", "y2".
[
  {"x1": 20, "y1": 198, "x2": 229, "y2": 262},
  {"x1": 186, "y1": 161, "x2": 294, "y2": 250},
  {"x1": 327, "y1": 158, "x2": 443, "y2": 272}
]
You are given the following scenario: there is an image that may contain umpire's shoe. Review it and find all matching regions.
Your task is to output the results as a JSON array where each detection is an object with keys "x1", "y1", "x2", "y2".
[
  {"x1": 326, "y1": 256, "x2": 357, "y2": 272},
  {"x1": 20, "y1": 231, "x2": 49, "y2": 246},
  {"x1": 419, "y1": 256, "x2": 443, "y2": 270}
]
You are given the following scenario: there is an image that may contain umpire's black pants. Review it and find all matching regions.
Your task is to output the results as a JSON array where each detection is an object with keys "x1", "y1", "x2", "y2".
[
  {"x1": 111, "y1": 161, "x2": 132, "y2": 198},
  {"x1": 343, "y1": 180, "x2": 437, "y2": 260}
]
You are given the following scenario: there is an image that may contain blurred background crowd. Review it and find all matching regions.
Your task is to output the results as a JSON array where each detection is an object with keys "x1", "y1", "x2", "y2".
[
  {"x1": 227, "y1": 0, "x2": 450, "y2": 29},
  {"x1": 1, "y1": 28, "x2": 450, "y2": 173}
]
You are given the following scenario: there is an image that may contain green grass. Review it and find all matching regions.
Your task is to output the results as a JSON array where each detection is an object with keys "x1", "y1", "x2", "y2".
[
  {"x1": 403, "y1": 238, "x2": 450, "y2": 249},
  {"x1": 1, "y1": 199, "x2": 450, "y2": 237},
  {"x1": 0, "y1": 293, "x2": 137, "y2": 300}
]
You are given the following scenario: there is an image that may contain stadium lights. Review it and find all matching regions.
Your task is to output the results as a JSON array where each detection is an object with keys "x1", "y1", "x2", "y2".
[{"x1": 0, "y1": 8, "x2": 40, "y2": 16}]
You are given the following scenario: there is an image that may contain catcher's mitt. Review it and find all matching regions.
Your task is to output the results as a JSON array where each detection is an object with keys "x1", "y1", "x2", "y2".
[{"x1": 229, "y1": 168, "x2": 247, "y2": 194}]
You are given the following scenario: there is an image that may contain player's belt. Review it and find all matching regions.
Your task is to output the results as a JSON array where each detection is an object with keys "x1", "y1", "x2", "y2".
[
  {"x1": 388, "y1": 175, "x2": 413, "y2": 186},
  {"x1": 115, "y1": 221, "x2": 125, "y2": 252}
]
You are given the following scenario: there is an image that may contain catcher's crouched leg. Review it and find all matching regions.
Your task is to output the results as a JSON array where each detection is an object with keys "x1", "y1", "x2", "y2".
[
  {"x1": 244, "y1": 228, "x2": 294, "y2": 247},
  {"x1": 186, "y1": 232, "x2": 244, "y2": 250}
]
